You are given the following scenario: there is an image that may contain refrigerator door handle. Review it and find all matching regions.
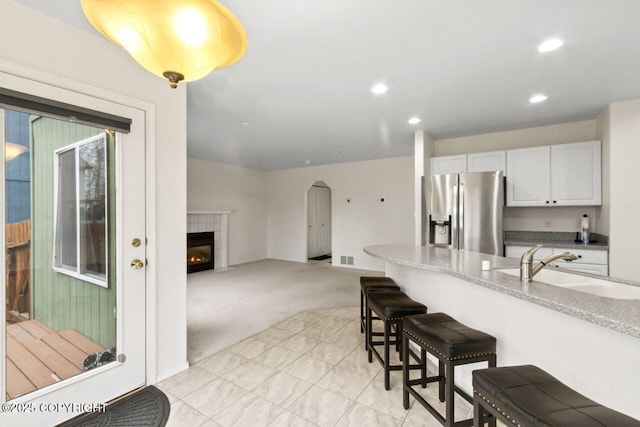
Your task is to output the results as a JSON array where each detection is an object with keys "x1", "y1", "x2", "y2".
[
  {"x1": 459, "y1": 182, "x2": 464, "y2": 250},
  {"x1": 452, "y1": 181, "x2": 459, "y2": 249}
]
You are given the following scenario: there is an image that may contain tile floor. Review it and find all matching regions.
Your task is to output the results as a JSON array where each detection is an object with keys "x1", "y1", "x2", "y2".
[{"x1": 159, "y1": 306, "x2": 504, "y2": 427}]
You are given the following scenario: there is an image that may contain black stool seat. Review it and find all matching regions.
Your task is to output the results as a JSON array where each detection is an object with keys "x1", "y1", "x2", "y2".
[
  {"x1": 473, "y1": 365, "x2": 640, "y2": 427},
  {"x1": 402, "y1": 312, "x2": 497, "y2": 427},
  {"x1": 367, "y1": 291, "x2": 427, "y2": 320},
  {"x1": 366, "y1": 291, "x2": 427, "y2": 390},
  {"x1": 404, "y1": 313, "x2": 496, "y2": 360},
  {"x1": 359, "y1": 277, "x2": 400, "y2": 337}
]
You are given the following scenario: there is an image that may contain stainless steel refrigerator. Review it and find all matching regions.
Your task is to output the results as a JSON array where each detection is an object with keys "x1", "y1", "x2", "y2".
[{"x1": 424, "y1": 171, "x2": 504, "y2": 256}]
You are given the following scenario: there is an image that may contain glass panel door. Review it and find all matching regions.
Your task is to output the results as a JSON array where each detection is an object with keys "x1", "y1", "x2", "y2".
[
  {"x1": 0, "y1": 74, "x2": 146, "y2": 426},
  {"x1": 4, "y1": 110, "x2": 117, "y2": 398}
]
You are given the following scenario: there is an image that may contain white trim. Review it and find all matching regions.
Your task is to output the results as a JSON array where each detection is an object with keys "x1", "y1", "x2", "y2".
[
  {"x1": 144, "y1": 106, "x2": 158, "y2": 385},
  {"x1": 0, "y1": 109, "x2": 7, "y2": 404}
]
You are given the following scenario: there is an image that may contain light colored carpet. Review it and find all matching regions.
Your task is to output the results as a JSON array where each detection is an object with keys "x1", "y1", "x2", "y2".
[{"x1": 187, "y1": 259, "x2": 383, "y2": 363}]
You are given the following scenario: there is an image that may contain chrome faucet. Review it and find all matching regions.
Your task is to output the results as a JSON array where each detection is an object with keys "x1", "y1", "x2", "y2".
[{"x1": 520, "y1": 244, "x2": 578, "y2": 282}]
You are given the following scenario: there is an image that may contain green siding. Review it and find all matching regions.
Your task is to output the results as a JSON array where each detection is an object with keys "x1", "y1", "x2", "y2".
[{"x1": 31, "y1": 117, "x2": 116, "y2": 349}]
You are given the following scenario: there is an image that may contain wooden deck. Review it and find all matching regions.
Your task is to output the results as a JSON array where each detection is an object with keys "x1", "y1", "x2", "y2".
[{"x1": 6, "y1": 320, "x2": 104, "y2": 400}]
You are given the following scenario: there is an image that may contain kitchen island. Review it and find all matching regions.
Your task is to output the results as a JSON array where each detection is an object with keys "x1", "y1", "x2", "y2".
[{"x1": 364, "y1": 244, "x2": 640, "y2": 420}]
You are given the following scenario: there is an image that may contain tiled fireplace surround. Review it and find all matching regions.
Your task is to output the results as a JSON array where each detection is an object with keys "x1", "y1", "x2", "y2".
[{"x1": 187, "y1": 212, "x2": 230, "y2": 269}]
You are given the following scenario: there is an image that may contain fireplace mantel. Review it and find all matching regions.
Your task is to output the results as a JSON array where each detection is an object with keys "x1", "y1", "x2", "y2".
[{"x1": 187, "y1": 212, "x2": 230, "y2": 268}]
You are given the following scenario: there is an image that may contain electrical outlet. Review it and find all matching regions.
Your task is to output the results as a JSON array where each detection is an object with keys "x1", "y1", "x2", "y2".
[{"x1": 544, "y1": 218, "x2": 552, "y2": 228}]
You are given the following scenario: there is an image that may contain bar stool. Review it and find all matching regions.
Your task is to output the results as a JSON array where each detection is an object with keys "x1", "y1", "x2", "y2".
[
  {"x1": 473, "y1": 365, "x2": 640, "y2": 427},
  {"x1": 360, "y1": 276, "x2": 400, "y2": 334},
  {"x1": 366, "y1": 291, "x2": 427, "y2": 390},
  {"x1": 402, "y1": 313, "x2": 497, "y2": 427}
]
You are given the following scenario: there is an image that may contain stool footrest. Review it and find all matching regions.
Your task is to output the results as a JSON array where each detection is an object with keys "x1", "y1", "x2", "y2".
[{"x1": 407, "y1": 376, "x2": 440, "y2": 387}]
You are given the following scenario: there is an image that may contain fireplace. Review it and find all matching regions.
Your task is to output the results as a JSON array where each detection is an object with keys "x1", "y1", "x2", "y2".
[{"x1": 187, "y1": 232, "x2": 214, "y2": 273}]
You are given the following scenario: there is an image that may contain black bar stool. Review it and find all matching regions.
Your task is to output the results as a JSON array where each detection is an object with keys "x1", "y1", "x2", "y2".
[
  {"x1": 359, "y1": 277, "x2": 400, "y2": 347},
  {"x1": 402, "y1": 313, "x2": 497, "y2": 427},
  {"x1": 473, "y1": 365, "x2": 640, "y2": 427},
  {"x1": 366, "y1": 291, "x2": 427, "y2": 390}
]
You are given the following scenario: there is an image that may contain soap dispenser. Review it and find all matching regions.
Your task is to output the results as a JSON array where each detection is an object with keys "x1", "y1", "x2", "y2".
[{"x1": 581, "y1": 214, "x2": 590, "y2": 245}]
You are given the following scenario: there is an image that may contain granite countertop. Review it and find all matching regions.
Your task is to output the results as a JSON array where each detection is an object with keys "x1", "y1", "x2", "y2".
[
  {"x1": 504, "y1": 231, "x2": 609, "y2": 250},
  {"x1": 363, "y1": 244, "x2": 640, "y2": 338}
]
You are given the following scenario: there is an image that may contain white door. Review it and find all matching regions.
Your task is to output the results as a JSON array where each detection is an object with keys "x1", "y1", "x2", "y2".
[
  {"x1": 307, "y1": 185, "x2": 331, "y2": 258},
  {"x1": 1, "y1": 75, "x2": 146, "y2": 426}
]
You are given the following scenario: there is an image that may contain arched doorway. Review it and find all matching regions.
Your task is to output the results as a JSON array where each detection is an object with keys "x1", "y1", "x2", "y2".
[{"x1": 306, "y1": 181, "x2": 332, "y2": 261}]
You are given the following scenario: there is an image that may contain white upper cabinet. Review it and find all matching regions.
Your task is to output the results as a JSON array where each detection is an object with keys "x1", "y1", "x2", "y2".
[
  {"x1": 430, "y1": 154, "x2": 467, "y2": 175},
  {"x1": 550, "y1": 141, "x2": 601, "y2": 206},
  {"x1": 506, "y1": 146, "x2": 551, "y2": 206},
  {"x1": 506, "y1": 141, "x2": 601, "y2": 207},
  {"x1": 467, "y1": 150, "x2": 506, "y2": 173}
]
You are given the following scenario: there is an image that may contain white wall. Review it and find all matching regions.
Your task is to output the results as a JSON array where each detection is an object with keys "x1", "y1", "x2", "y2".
[
  {"x1": 434, "y1": 120, "x2": 601, "y2": 233},
  {"x1": 434, "y1": 120, "x2": 597, "y2": 155},
  {"x1": 605, "y1": 99, "x2": 640, "y2": 281},
  {"x1": 187, "y1": 159, "x2": 268, "y2": 265},
  {"x1": 267, "y1": 157, "x2": 414, "y2": 271},
  {"x1": 0, "y1": 1, "x2": 187, "y2": 380}
]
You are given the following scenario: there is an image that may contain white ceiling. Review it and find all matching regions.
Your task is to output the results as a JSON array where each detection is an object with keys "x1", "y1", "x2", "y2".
[{"x1": 14, "y1": 0, "x2": 640, "y2": 170}]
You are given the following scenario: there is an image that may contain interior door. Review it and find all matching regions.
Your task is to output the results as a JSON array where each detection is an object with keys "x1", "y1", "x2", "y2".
[
  {"x1": 307, "y1": 185, "x2": 331, "y2": 258},
  {"x1": 0, "y1": 77, "x2": 146, "y2": 426}
]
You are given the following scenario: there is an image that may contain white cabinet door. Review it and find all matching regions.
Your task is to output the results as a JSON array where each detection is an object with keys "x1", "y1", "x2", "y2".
[
  {"x1": 431, "y1": 154, "x2": 467, "y2": 175},
  {"x1": 550, "y1": 140, "x2": 601, "y2": 206},
  {"x1": 506, "y1": 146, "x2": 550, "y2": 206},
  {"x1": 467, "y1": 150, "x2": 506, "y2": 173}
]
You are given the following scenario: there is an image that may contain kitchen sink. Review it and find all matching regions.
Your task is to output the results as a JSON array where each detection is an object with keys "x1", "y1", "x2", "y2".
[{"x1": 498, "y1": 268, "x2": 640, "y2": 300}]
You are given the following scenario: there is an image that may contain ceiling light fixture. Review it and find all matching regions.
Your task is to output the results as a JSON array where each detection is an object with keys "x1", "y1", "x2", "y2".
[
  {"x1": 81, "y1": 0, "x2": 248, "y2": 88},
  {"x1": 538, "y1": 38, "x2": 564, "y2": 53},
  {"x1": 5, "y1": 142, "x2": 28, "y2": 161},
  {"x1": 408, "y1": 117, "x2": 421, "y2": 125},
  {"x1": 529, "y1": 94, "x2": 548, "y2": 104},
  {"x1": 371, "y1": 83, "x2": 389, "y2": 95}
]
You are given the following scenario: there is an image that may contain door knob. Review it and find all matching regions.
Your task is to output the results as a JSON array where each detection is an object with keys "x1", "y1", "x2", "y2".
[{"x1": 130, "y1": 259, "x2": 145, "y2": 269}]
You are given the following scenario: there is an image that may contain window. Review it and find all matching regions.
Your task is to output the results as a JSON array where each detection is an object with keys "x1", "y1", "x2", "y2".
[{"x1": 53, "y1": 133, "x2": 108, "y2": 287}]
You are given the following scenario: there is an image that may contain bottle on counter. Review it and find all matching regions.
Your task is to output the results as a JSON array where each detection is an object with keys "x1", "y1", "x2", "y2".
[{"x1": 581, "y1": 214, "x2": 590, "y2": 245}]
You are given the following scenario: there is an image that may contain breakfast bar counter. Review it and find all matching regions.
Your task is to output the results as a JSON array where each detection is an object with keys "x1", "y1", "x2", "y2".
[{"x1": 363, "y1": 244, "x2": 640, "y2": 420}]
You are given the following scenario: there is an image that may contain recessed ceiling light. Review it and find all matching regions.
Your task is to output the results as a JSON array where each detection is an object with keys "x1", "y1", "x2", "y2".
[
  {"x1": 304, "y1": 160, "x2": 311, "y2": 164},
  {"x1": 240, "y1": 121, "x2": 250, "y2": 126},
  {"x1": 408, "y1": 117, "x2": 421, "y2": 125},
  {"x1": 538, "y1": 38, "x2": 563, "y2": 53},
  {"x1": 371, "y1": 83, "x2": 388, "y2": 95},
  {"x1": 529, "y1": 94, "x2": 548, "y2": 104}
]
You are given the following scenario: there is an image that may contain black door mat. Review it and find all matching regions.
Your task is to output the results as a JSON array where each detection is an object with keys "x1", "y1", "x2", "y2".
[
  {"x1": 59, "y1": 385, "x2": 170, "y2": 427},
  {"x1": 309, "y1": 254, "x2": 332, "y2": 261}
]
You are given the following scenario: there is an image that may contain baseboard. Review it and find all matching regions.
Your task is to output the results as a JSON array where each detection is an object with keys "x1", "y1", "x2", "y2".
[{"x1": 154, "y1": 361, "x2": 190, "y2": 383}]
